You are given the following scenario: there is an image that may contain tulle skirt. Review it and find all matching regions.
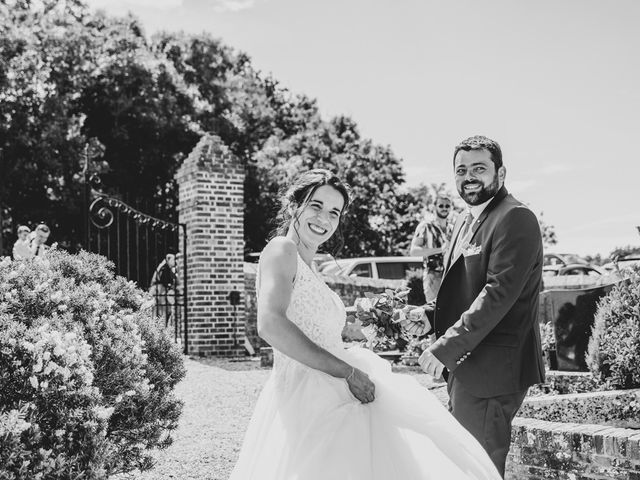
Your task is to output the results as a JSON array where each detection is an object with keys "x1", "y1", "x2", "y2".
[{"x1": 229, "y1": 346, "x2": 501, "y2": 480}]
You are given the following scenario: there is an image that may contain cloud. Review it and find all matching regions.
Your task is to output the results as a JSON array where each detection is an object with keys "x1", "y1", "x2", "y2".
[{"x1": 211, "y1": 0, "x2": 257, "y2": 12}]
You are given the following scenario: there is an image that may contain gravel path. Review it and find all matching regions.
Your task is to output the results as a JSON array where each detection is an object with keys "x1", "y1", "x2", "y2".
[{"x1": 112, "y1": 356, "x2": 448, "y2": 480}]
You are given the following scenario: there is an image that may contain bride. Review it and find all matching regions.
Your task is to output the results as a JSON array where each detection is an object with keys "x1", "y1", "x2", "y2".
[{"x1": 229, "y1": 169, "x2": 502, "y2": 479}]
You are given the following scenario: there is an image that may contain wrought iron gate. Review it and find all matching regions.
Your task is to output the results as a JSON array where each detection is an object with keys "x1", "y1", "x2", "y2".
[{"x1": 85, "y1": 176, "x2": 188, "y2": 353}]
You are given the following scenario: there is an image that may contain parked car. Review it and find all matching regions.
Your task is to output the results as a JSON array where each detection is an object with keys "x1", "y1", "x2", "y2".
[
  {"x1": 318, "y1": 256, "x2": 423, "y2": 280},
  {"x1": 542, "y1": 263, "x2": 603, "y2": 277},
  {"x1": 601, "y1": 254, "x2": 640, "y2": 273},
  {"x1": 543, "y1": 253, "x2": 589, "y2": 267}
]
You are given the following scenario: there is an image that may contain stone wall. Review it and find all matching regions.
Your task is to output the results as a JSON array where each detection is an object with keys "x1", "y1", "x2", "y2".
[
  {"x1": 519, "y1": 389, "x2": 640, "y2": 429},
  {"x1": 506, "y1": 417, "x2": 640, "y2": 480},
  {"x1": 543, "y1": 274, "x2": 621, "y2": 290},
  {"x1": 244, "y1": 264, "x2": 403, "y2": 351}
]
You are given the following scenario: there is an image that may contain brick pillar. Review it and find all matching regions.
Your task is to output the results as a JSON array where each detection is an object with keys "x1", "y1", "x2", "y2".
[{"x1": 175, "y1": 134, "x2": 245, "y2": 356}]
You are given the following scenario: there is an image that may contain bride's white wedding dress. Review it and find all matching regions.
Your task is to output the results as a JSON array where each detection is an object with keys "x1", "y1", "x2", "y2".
[{"x1": 229, "y1": 254, "x2": 501, "y2": 479}]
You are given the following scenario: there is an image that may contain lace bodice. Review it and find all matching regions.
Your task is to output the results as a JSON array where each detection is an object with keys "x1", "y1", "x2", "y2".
[
  {"x1": 284, "y1": 254, "x2": 346, "y2": 351},
  {"x1": 257, "y1": 253, "x2": 346, "y2": 369}
]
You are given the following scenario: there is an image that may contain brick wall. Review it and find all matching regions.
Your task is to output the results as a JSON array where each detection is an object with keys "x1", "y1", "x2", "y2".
[
  {"x1": 507, "y1": 417, "x2": 640, "y2": 480},
  {"x1": 176, "y1": 134, "x2": 245, "y2": 356}
]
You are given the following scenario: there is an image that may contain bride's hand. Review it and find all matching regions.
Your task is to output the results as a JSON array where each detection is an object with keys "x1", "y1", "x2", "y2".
[{"x1": 345, "y1": 367, "x2": 375, "y2": 404}]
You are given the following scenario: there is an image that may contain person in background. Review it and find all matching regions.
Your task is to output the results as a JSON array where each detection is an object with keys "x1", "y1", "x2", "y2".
[
  {"x1": 12, "y1": 225, "x2": 33, "y2": 260},
  {"x1": 29, "y1": 224, "x2": 51, "y2": 257},
  {"x1": 410, "y1": 193, "x2": 455, "y2": 302},
  {"x1": 150, "y1": 253, "x2": 179, "y2": 325}
]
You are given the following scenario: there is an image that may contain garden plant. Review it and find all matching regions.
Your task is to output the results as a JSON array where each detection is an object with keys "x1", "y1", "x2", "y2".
[{"x1": 0, "y1": 250, "x2": 186, "y2": 480}]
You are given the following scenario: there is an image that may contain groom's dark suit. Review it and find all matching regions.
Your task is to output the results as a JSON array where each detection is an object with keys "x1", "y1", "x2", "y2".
[{"x1": 427, "y1": 186, "x2": 545, "y2": 476}]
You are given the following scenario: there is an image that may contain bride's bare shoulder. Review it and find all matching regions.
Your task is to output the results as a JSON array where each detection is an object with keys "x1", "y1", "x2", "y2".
[{"x1": 260, "y1": 237, "x2": 298, "y2": 274}]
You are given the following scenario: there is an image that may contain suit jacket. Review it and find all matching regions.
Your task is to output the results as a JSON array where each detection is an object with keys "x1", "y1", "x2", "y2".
[{"x1": 429, "y1": 186, "x2": 545, "y2": 398}]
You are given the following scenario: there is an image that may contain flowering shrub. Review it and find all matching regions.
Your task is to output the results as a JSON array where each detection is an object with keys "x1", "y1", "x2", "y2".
[
  {"x1": 586, "y1": 266, "x2": 640, "y2": 389},
  {"x1": 0, "y1": 251, "x2": 186, "y2": 479},
  {"x1": 539, "y1": 321, "x2": 556, "y2": 351}
]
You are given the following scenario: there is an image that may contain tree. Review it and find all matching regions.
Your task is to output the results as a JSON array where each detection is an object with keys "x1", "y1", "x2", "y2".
[
  {"x1": 609, "y1": 245, "x2": 640, "y2": 261},
  {"x1": 0, "y1": 3, "x2": 202, "y2": 254},
  {"x1": 1, "y1": 4, "x2": 416, "y2": 259},
  {"x1": 536, "y1": 212, "x2": 557, "y2": 248},
  {"x1": 251, "y1": 115, "x2": 412, "y2": 257},
  {"x1": 0, "y1": 0, "x2": 99, "y2": 251}
]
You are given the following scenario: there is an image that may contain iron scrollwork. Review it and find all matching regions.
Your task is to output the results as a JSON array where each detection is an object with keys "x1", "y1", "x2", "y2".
[{"x1": 88, "y1": 194, "x2": 179, "y2": 231}]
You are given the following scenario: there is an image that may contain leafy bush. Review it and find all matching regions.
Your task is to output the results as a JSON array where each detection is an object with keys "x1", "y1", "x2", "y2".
[
  {"x1": 587, "y1": 266, "x2": 640, "y2": 389},
  {"x1": 0, "y1": 250, "x2": 186, "y2": 479}
]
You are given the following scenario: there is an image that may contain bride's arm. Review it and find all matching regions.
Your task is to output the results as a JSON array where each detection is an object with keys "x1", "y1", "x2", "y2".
[
  {"x1": 257, "y1": 237, "x2": 351, "y2": 378},
  {"x1": 257, "y1": 237, "x2": 374, "y2": 403}
]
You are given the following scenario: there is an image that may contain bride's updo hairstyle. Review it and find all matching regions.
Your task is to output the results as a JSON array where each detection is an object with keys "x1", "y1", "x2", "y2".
[{"x1": 271, "y1": 168, "x2": 351, "y2": 256}]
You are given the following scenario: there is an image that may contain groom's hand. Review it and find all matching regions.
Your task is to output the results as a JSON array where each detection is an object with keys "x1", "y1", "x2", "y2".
[
  {"x1": 418, "y1": 349, "x2": 444, "y2": 380},
  {"x1": 399, "y1": 307, "x2": 432, "y2": 337}
]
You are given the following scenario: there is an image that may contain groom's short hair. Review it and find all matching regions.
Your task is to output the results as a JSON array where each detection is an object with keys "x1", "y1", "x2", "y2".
[{"x1": 453, "y1": 135, "x2": 503, "y2": 169}]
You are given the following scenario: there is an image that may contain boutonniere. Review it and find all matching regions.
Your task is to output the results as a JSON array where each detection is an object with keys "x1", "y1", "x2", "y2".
[{"x1": 462, "y1": 243, "x2": 482, "y2": 257}]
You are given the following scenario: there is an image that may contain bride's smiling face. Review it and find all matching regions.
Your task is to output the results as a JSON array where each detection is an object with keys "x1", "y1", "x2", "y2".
[{"x1": 291, "y1": 185, "x2": 345, "y2": 247}]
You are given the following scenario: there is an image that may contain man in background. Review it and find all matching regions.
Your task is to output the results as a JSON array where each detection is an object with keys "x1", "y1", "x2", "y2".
[
  {"x1": 410, "y1": 193, "x2": 455, "y2": 302},
  {"x1": 29, "y1": 224, "x2": 51, "y2": 257}
]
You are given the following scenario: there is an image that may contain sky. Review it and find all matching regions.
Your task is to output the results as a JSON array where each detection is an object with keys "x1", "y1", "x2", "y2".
[{"x1": 86, "y1": 0, "x2": 640, "y2": 257}]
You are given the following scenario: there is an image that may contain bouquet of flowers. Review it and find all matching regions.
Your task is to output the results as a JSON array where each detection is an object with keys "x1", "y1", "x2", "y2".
[{"x1": 353, "y1": 287, "x2": 418, "y2": 351}]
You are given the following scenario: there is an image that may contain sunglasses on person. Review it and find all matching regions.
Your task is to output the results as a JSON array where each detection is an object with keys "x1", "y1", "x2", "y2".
[{"x1": 437, "y1": 204, "x2": 451, "y2": 209}]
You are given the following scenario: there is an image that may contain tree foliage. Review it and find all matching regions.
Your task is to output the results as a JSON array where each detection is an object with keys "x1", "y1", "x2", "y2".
[{"x1": 0, "y1": 0, "x2": 422, "y2": 259}]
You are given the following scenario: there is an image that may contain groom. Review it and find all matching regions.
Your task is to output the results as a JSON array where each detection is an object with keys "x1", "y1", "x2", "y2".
[{"x1": 417, "y1": 135, "x2": 545, "y2": 477}]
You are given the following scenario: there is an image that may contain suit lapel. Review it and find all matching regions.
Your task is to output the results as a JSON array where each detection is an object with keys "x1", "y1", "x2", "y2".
[{"x1": 443, "y1": 187, "x2": 510, "y2": 276}]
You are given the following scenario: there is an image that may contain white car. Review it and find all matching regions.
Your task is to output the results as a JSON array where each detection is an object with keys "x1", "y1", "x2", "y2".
[
  {"x1": 601, "y1": 255, "x2": 640, "y2": 273},
  {"x1": 318, "y1": 256, "x2": 424, "y2": 280}
]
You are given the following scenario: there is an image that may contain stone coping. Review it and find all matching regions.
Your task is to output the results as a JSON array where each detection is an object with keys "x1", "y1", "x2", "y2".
[
  {"x1": 542, "y1": 274, "x2": 621, "y2": 290},
  {"x1": 519, "y1": 388, "x2": 640, "y2": 429}
]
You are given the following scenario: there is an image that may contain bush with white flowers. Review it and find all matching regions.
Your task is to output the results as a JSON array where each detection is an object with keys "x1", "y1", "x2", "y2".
[{"x1": 0, "y1": 251, "x2": 186, "y2": 479}]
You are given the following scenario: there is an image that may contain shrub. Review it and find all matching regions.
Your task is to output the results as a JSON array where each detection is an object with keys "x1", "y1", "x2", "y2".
[
  {"x1": 0, "y1": 250, "x2": 186, "y2": 479},
  {"x1": 587, "y1": 266, "x2": 640, "y2": 389}
]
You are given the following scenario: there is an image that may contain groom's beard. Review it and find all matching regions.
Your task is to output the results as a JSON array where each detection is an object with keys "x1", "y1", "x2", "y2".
[{"x1": 458, "y1": 173, "x2": 500, "y2": 206}]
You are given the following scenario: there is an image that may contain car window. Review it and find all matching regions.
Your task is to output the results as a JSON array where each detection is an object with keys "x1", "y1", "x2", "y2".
[
  {"x1": 407, "y1": 262, "x2": 423, "y2": 272},
  {"x1": 376, "y1": 261, "x2": 424, "y2": 280},
  {"x1": 564, "y1": 268, "x2": 584, "y2": 276},
  {"x1": 349, "y1": 262, "x2": 372, "y2": 278}
]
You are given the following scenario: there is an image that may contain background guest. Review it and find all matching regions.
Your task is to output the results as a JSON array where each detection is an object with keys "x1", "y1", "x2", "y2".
[{"x1": 12, "y1": 225, "x2": 33, "y2": 260}]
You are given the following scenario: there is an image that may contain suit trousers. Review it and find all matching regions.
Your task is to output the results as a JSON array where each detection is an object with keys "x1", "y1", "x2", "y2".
[{"x1": 447, "y1": 375, "x2": 527, "y2": 478}]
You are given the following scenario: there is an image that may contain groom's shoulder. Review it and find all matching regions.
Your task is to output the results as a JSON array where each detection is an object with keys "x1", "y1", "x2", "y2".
[
  {"x1": 497, "y1": 193, "x2": 535, "y2": 216},
  {"x1": 495, "y1": 196, "x2": 540, "y2": 233}
]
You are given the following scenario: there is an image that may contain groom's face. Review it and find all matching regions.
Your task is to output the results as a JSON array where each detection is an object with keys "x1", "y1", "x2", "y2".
[{"x1": 454, "y1": 149, "x2": 504, "y2": 206}]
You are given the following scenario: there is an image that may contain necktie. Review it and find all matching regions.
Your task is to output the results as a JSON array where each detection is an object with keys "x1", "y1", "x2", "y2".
[{"x1": 453, "y1": 212, "x2": 474, "y2": 260}]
